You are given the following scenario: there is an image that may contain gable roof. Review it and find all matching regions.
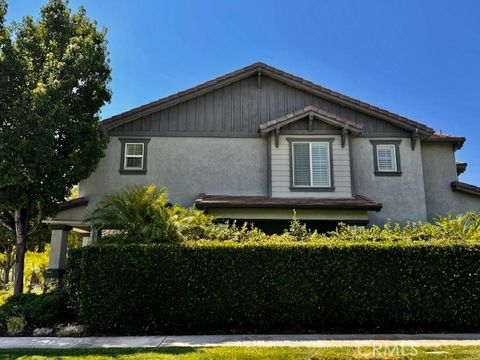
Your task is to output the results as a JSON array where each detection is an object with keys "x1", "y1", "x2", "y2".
[
  {"x1": 102, "y1": 62, "x2": 434, "y2": 135},
  {"x1": 259, "y1": 105, "x2": 363, "y2": 135}
]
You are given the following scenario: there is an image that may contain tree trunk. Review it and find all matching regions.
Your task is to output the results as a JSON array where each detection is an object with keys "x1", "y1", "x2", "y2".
[
  {"x1": 2, "y1": 252, "x2": 12, "y2": 286},
  {"x1": 13, "y1": 209, "x2": 28, "y2": 296}
]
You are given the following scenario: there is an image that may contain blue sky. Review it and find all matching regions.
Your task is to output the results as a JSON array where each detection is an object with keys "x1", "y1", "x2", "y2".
[{"x1": 7, "y1": 0, "x2": 480, "y2": 184}]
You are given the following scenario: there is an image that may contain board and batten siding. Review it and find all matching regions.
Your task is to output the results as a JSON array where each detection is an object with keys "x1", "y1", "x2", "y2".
[
  {"x1": 108, "y1": 75, "x2": 409, "y2": 137},
  {"x1": 270, "y1": 135, "x2": 352, "y2": 198}
]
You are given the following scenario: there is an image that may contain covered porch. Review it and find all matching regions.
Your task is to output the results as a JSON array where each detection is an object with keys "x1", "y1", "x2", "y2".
[
  {"x1": 194, "y1": 194, "x2": 382, "y2": 234},
  {"x1": 43, "y1": 197, "x2": 98, "y2": 279}
]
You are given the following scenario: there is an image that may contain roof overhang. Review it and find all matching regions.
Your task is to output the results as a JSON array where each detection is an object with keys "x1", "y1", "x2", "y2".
[
  {"x1": 100, "y1": 62, "x2": 434, "y2": 136},
  {"x1": 195, "y1": 194, "x2": 382, "y2": 212},
  {"x1": 425, "y1": 134, "x2": 466, "y2": 150},
  {"x1": 259, "y1": 105, "x2": 363, "y2": 136},
  {"x1": 59, "y1": 196, "x2": 89, "y2": 211},
  {"x1": 456, "y1": 162, "x2": 467, "y2": 175},
  {"x1": 451, "y1": 181, "x2": 480, "y2": 197}
]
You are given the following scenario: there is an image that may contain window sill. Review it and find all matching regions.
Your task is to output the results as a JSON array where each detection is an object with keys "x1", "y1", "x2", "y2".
[
  {"x1": 119, "y1": 169, "x2": 147, "y2": 175},
  {"x1": 289, "y1": 186, "x2": 335, "y2": 192},
  {"x1": 374, "y1": 171, "x2": 402, "y2": 177}
]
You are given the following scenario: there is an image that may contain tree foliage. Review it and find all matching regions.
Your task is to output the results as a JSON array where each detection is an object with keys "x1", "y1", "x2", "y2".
[{"x1": 0, "y1": 0, "x2": 111, "y2": 294}]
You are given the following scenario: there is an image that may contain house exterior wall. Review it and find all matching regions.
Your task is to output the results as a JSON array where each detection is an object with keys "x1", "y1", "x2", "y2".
[
  {"x1": 422, "y1": 142, "x2": 480, "y2": 218},
  {"x1": 53, "y1": 71, "x2": 479, "y2": 227},
  {"x1": 64, "y1": 136, "x2": 268, "y2": 221},
  {"x1": 270, "y1": 134, "x2": 352, "y2": 198},
  {"x1": 351, "y1": 137, "x2": 428, "y2": 224}
]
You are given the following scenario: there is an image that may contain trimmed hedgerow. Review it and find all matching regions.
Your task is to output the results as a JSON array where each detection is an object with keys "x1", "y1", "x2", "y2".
[
  {"x1": 0, "y1": 290, "x2": 74, "y2": 333},
  {"x1": 67, "y1": 241, "x2": 480, "y2": 334}
]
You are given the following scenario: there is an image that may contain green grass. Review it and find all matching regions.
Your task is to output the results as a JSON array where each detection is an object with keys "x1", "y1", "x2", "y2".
[{"x1": 1, "y1": 346, "x2": 480, "y2": 360}]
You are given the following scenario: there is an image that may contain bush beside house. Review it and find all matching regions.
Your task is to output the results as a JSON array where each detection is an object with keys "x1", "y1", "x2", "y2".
[
  {"x1": 67, "y1": 240, "x2": 480, "y2": 334},
  {"x1": 2, "y1": 185, "x2": 477, "y2": 336}
]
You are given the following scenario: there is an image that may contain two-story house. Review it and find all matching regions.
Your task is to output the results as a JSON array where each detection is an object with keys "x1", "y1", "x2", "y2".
[{"x1": 46, "y1": 63, "x2": 480, "y2": 276}]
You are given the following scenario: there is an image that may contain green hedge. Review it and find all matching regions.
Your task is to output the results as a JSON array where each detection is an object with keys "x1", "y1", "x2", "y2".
[
  {"x1": 0, "y1": 291, "x2": 74, "y2": 332},
  {"x1": 66, "y1": 241, "x2": 480, "y2": 334}
]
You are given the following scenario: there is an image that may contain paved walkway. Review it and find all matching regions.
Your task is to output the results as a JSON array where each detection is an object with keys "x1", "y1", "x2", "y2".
[{"x1": 1, "y1": 334, "x2": 480, "y2": 348}]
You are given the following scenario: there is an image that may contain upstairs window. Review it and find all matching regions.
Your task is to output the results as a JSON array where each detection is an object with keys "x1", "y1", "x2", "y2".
[
  {"x1": 370, "y1": 140, "x2": 402, "y2": 176},
  {"x1": 376, "y1": 144, "x2": 397, "y2": 172},
  {"x1": 119, "y1": 138, "x2": 150, "y2": 174},
  {"x1": 124, "y1": 143, "x2": 144, "y2": 170},
  {"x1": 291, "y1": 141, "x2": 332, "y2": 188}
]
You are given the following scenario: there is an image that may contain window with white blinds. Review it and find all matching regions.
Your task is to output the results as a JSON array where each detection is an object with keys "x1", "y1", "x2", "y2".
[
  {"x1": 292, "y1": 142, "x2": 331, "y2": 187},
  {"x1": 124, "y1": 143, "x2": 144, "y2": 169},
  {"x1": 376, "y1": 144, "x2": 397, "y2": 172}
]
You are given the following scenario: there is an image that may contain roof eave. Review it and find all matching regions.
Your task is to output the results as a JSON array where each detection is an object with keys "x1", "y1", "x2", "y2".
[{"x1": 101, "y1": 62, "x2": 434, "y2": 135}]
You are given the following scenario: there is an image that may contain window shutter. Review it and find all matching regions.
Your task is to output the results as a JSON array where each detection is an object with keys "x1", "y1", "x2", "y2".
[
  {"x1": 293, "y1": 143, "x2": 311, "y2": 186},
  {"x1": 311, "y1": 143, "x2": 330, "y2": 187}
]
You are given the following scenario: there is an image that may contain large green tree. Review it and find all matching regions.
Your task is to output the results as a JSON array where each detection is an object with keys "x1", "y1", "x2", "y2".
[{"x1": 0, "y1": 0, "x2": 111, "y2": 294}]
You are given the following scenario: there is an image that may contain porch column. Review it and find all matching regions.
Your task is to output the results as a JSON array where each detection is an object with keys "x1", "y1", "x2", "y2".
[{"x1": 47, "y1": 224, "x2": 72, "y2": 278}]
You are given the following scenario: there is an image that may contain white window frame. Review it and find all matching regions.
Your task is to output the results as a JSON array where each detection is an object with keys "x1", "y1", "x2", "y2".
[
  {"x1": 124, "y1": 143, "x2": 145, "y2": 170},
  {"x1": 291, "y1": 141, "x2": 331, "y2": 188},
  {"x1": 376, "y1": 144, "x2": 397, "y2": 172}
]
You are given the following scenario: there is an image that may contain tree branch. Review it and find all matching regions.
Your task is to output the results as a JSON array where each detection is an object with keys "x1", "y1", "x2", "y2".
[
  {"x1": 26, "y1": 206, "x2": 44, "y2": 237},
  {"x1": 0, "y1": 219, "x2": 13, "y2": 232}
]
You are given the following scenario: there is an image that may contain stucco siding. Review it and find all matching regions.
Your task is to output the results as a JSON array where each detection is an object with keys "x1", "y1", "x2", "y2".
[
  {"x1": 61, "y1": 136, "x2": 268, "y2": 222},
  {"x1": 422, "y1": 143, "x2": 480, "y2": 218},
  {"x1": 271, "y1": 134, "x2": 352, "y2": 198},
  {"x1": 351, "y1": 137, "x2": 428, "y2": 224}
]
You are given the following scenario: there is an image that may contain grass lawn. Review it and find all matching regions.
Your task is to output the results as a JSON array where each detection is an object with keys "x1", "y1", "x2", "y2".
[{"x1": 1, "y1": 346, "x2": 480, "y2": 360}]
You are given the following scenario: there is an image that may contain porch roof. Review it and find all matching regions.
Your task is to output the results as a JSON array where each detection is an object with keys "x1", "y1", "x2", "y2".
[
  {"x1": 259, "y1": 105, "x2": 363, "y2": 135},
  {"x1": 194, "y1": 194, "x2": 382, "y2": 212}
]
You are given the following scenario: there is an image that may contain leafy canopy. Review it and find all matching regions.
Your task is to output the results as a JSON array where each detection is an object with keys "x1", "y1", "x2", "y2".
[{"x1": 0, "y1": 0, "x2": 111, "y2": 214}]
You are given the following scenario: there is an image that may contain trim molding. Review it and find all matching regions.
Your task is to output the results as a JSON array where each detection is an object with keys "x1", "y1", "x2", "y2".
[
  {"x1": 287, "y1": 138, "x2": 335, "y2": 192},
  {"x1": 370, "y1": 140, "x2": 402, "y2": 177},
  {"x1": 119, "y1": 138, "x2": 150, "y2": 175}
]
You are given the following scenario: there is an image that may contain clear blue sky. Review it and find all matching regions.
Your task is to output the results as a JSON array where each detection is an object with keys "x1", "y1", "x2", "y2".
[{"x1": 7, "y1": 0, "x2": 480, "y2": 184}]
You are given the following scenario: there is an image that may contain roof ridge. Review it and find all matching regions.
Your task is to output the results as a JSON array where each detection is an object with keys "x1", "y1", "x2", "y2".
[{"x1": 102, "y1": 62, "x2": 434, "y2": 134}]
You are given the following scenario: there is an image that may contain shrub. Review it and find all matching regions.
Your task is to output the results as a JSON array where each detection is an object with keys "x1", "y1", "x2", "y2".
[
  {"x1": 0, "y1": 291, "x2": 74, "y2": 332},
  {"x1": 67, "y1": 240, "x2": 480, "y2": 334},
  {"x1": 87, "y1": 185, "x2": 220, "y2": 243},
  {"x1": 56, "y1": 323, "x2": 85, "y2": 337},
  {"x1": 33, "y1": 327, "x2": 53, "y2": 336},
  {"x1": 7, "y1": 316, "x2": 26, "y2": 335}
]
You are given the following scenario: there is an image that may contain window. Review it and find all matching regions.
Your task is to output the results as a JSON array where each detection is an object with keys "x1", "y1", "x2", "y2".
[
  {"x1": 124, "y1": 143, "x2": 144, "y2": 169},
  {"x1": 119, "y1": 138, "x2": 150, "y2": 174},
  {"x1": 291, "y1": 141, "x2": 332, "y2": 188},
  {"x1": 370, "y1": 140, "x2": 402, "y2": 176},
  {"x1": 376, "y1": 144, "x2": 396, "y2": 172}
]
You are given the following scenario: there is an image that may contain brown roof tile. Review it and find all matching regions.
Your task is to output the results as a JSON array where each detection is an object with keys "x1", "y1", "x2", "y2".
[
  {"x1": 59, "y1": 197, "x2": 89, "y2": 211},
  {"x1": 101, "y1": 62, "x2": 434, "y2": 134},
  {"x1": 195, "y1": 194, "x2": 382, "y2": 211},
  {"x1": 451, "y1": 182, "x2": 480, "y2": 197},
  {"x1": 259, "y1": 105, "x2": 363, "y2": 134},
  {"x1": 425, "y1": 133, "x2": 466, "y2": 149}
]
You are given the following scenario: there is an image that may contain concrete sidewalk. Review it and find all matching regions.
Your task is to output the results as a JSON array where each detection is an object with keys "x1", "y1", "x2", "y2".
[{"x1": 1, "y1": 334, "x2": 480, "y2": 348}]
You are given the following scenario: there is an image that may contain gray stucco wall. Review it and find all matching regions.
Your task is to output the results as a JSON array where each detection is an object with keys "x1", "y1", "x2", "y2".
[
  {"x1": 56, "y1": 136, "x2": 268, "y2": 222},
  {"x1": 351, "y1": 137, "x2": 428, "y2": 224},
  {"x1": 422, "y1": 142, "x2": 480, "y2": 218}
]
